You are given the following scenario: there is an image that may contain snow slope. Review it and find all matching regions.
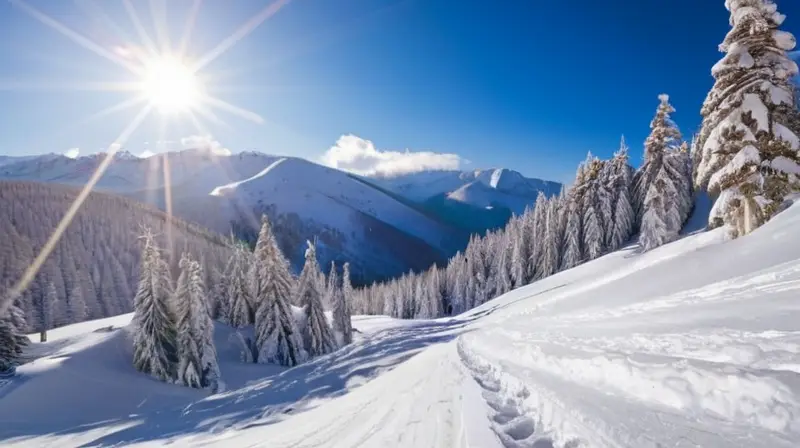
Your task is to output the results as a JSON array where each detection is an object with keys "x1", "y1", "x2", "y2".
[
  {"x1": 2, "y1": 201, "x2": 799, "y2": 447},
  {"x1": 206, "y1": 156, "x2": 461, "y2": 278}
]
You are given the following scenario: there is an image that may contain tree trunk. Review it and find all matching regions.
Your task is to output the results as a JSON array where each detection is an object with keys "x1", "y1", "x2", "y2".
[{"x1": 40, "y1": 331, "x2": 47, "y2": 342}]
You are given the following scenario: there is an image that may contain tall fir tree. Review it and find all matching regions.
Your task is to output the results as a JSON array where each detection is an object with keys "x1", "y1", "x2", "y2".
[
  {"x1": 132, "y1": 230, "x2": 178, "y2": 382},
  {"x1": 189, "y1": 259, "x2": 223, "y2": 391},
  {"x1": 537, "y1": 197, "x2": 561, "y2": 278},
  {"x1": 530, "y1": 193, "x2": 548, "y2": 280},
  {"x1": 227, "y1": 245, "x2": 253, "y2": 329},
  {"x1": 296, "y1": 241, "x2": 336, "y2": 357},
  {"x1": 252, "y1": 216, "x2": 305, "y2": 366},
  {"x1": 331, "y1": 262, "x2": 354, "y2": 345},
  {"x1": 0, "y1": 319, "x2": 17, "y2": 373},
  {"x1": 695, "y1": 0, "x2": 800, "y2": 237},
  {"x1": 174, "y1": 254, "x2": 203, "y2": 388},
  {"x1": 0, "y1": 301, "x2": 27, "y2": 373},
  {"x1": 637, "y1": 94, "x2": 687, "y2": 250},
  {"x1": 340, "y1": 263, "x2": 355, "y2": 344},
  {"x1": 608, "y1": 138, "x2": 636, "y2": 251},
  {"x1": 560, "y1": 200, "x2": 583, "y2": 270}
]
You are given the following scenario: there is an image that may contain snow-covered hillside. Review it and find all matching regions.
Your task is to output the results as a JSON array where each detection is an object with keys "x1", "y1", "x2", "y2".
[{"x1": 2, "y1": 199, "x2": 798, "y2": 447}]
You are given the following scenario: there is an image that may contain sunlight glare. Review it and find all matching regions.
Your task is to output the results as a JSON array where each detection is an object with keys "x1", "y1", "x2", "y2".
[{"x1": 141, "y1": 56, "x2": 201, "y2": 113}]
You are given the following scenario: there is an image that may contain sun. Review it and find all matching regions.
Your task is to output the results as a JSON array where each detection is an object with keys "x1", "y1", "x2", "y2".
[{"x1": 140, "y1": 55, "x2": 202, "y2": 113}]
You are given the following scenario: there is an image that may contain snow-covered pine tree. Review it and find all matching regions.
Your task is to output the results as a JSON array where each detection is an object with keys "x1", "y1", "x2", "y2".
[
  {"x1": 450, "y1": 252, "x2": 468, "y2": 314},
  {"x1": 227, "y1": 245, "x2": 253, "y2": 328},
  {"x1": 340, "y1": 262, "x2": 354, "y2": 343},
  {"x1": 519, "y1": 210, "x2": 536, "y2": 283},
  {"x1": 560, "y1": 199, "x2": 583, "y2": 270},
  {"x1": 8, "y1": 301, "x2": 28, "y2": 353},
  {"x1": 252, "y1": 216, "x2": 305, "y2": 366},
  {"x1": 296, "y1": 241, "x2": 336, "y2": 357},
  {"x1": 639, "y1": 182, "x2": 670, "y2": 251},
  {"x1": 174, "y1": 254, "x2": 203, "y2": 388},
  {"x1": 581, "y1": 158, "x2": 605, "y2": 261},
  {"x1": 667, "y1": 142, "x2": 694, "y2": 223},
  {"x1": 511, "y1": 212, "x2": 532, "y2": 286},
  {"x1": 0, "y1": 319, "x2": 17, "y2": 373},
  {"x1": 608, "y1": 138, "x2": 636, "y2": 251},
  {"x1": 509, "y1": 221, "x2": 526, "y2": 288},
  {"x1": 188, "y1": 260, "x2": 223, "y2": 392},
  {"x1": 325, "y1": 262, "x2": 336, "y2": 309},
  {"x1": 634, "y1": 94, "x2": 684, "y2": 221},
  {"x1": 38, "y1": 280, "x2": 58, "y2": 341},
  {"x1": 695, "y1": 0, "x2": 800, "y2": 237},
  {"x1": 596, "y1": 164, "x2": 616, "y2": 249},
  {"x1": 132, "y1": 230, "x2": 178, "y2": 382},
  {"x1": 494, "y1": 233, "x2": 513, "y2": 297},
  {"x1": 0, "y1": 300, "x2": 27, "y2": 372},
  {"x1": 330, "y1": 262, "x2": 353, "y2": 346},
  {"x1": 414, "y1": 272, "x2": 431, "y2": 318},
  {"x1": 536, "y1": 197, "x2": 561, "y2": 279},
  {"x1": 426, "y1": 266, "x2": 443, "y2": 318},
  {"x1": 530, "y1": 193, "x2": 548, "y2": 280},
  {"x1": 636, "y1": 94, "x2": 686, "y2": 249}
]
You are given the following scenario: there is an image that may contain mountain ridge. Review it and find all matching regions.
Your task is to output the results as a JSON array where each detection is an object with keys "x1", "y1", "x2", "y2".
[{"x1": 0, "y1": 149, "x2": 561, "y2": 281}]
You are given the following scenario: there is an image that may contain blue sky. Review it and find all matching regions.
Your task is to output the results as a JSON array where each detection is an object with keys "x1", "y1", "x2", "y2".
[{"x1": 0, "y1": 0, "x2": 798, "y2": 183}]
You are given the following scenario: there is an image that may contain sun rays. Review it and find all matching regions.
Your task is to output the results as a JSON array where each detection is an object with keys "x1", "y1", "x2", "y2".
[{"x1": 1, "y1": 0, "x2": 292, "y2": 314}]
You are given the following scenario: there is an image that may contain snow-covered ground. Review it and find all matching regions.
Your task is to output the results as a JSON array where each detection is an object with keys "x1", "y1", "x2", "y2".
[{"x1": 2, "y1": 201, "x2": 800, "y2": 447}]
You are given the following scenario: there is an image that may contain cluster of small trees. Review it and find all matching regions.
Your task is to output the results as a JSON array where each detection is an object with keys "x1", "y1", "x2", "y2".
[
  {"x1": 175, "y1": 216, "x2": 353, "y2": 372},
  {"x1": 132, "y1": 230, "x2": 223, "y2": 391}
]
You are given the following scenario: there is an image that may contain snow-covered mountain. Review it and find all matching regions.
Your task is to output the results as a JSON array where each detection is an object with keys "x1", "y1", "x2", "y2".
[
  {"x1": 369, "y1": 168, "x2": 562, "y2": 215},
  {"x1": 0, "y1": 150, "x2": 462, "y2": 281},
  {"x1": 3, "y1": 197, "x2": 798, "y2": 447},
  {"x1": 0, "y1": 150, "x2": 560, "y2": 280}
]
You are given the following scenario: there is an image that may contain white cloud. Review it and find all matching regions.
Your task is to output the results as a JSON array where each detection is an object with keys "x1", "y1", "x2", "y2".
[
  {"x1": 320, "y1": 134, "x2": 463, "y2": 177},
  {"x1": 181, "y1": 134, "x2": 231, "y2": 156},
  {"x1": 64, "y1": 148, "x2": 80, "y2": 159},
  {"x1": 139, "y1": 150, "x2": 155, "y2": 158}
]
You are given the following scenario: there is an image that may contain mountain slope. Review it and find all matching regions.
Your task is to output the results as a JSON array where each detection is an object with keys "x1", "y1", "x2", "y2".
[
  {"x1": 205, "y1": 156, "x2": 458, "y2": 280},
  {"x1": 0, "y1": 181, "x2": 232, "y2": 330},
  {"x1": 2, "y1": 199, "x2": 797, "y2": 446},
  {"x1": 0, "y1": 151, "x2": 475, "y2": 281}
]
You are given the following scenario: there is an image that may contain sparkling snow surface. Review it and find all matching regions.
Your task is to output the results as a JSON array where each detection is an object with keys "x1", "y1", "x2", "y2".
[{"x1": 2, "y1": 202, "x2": 800, "y2": 447}]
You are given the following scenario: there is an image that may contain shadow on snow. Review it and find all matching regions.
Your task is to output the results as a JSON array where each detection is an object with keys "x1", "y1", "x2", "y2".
[{"x1": 2, "y1": 316, "x2": 475, "y2": 446}]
